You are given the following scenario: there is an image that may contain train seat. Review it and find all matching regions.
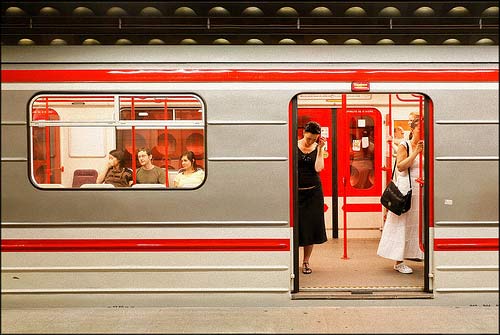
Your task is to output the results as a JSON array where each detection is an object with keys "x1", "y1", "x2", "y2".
[{"x1": 72, "y1": 169, "x2": 98, "y2": 188}]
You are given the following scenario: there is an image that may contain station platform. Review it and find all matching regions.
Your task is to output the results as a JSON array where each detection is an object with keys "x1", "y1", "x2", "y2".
[{"x1": 2, "y1": 305, "x2": 498, "y2": 334}]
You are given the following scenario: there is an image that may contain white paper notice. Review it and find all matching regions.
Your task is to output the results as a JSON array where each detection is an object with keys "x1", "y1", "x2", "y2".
[
  {"x1": 352, "y1": 139, "x2": 361, "y2": 151},
  {"x1": 361, "y1": 136, "x2": 369, "y2": 148}
]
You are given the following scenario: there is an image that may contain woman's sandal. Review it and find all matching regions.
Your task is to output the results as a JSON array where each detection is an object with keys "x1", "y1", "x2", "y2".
[{"x1": 302, "y1": 262, "x2": 312, "y2": 274}]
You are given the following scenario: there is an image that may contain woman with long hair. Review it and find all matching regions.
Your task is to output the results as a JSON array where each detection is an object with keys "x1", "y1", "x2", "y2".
[
  {"x1": 174, "y1": 150, "x2": 205, "y2": 188},
  {"x1": 96, "y1": 149, "x2": 133, "y2": 187},
  {"x1": 377, "y1": 118, "x2": 424, "y2": 273}
]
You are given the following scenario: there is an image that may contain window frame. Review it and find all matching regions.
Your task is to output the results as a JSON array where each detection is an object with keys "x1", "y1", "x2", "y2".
[{"x1": 29, "y1": 93, "x2": 206, "y2": 190}]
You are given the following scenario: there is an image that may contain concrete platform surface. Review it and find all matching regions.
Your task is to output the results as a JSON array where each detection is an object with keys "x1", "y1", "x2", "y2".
[{"x1": 2, "y1": 305, "x2": 499, "y2": 334}]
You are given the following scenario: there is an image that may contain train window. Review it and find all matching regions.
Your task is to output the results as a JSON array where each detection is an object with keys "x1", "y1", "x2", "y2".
[{"x1": 29, "y1": 94, "x2": 206, "y2": 189}]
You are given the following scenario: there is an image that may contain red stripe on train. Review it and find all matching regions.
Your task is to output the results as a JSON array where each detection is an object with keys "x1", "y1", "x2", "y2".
[
  {"x1": 1, "y1": 239, "x2": 290, "y2": 252},
  {"x1": 2, "y1": 238, "x2": 497, "y2": 252},
  {"x1": 434, "y1": 238, "x2": 498, "y2": 251},
  {"x1": 2, "y1": 69, "x2": 498, "y2": 83}
]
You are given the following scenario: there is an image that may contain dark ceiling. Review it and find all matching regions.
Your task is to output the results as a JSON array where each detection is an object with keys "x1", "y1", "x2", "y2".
[{"x1": 1, "y1": 1, "x2": 498, "y2": 45}]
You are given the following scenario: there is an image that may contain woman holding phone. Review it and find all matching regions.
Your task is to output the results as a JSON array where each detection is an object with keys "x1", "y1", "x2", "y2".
[
  {"x1": 377, "y1": 118, "x2": 424, "y2": 274},
  {"x1": 297, "y1": 121, "x2": 328, "y2": 274}
]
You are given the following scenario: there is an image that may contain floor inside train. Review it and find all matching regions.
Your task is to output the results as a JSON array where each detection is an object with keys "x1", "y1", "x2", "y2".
[{"x1": 298, "y1": 238, "x2": 425, "y2": 293}]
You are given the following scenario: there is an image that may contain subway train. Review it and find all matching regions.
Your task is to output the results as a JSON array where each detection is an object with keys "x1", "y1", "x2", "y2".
[{"x1": 1, "y1": 46, "x2": 498, "y2": 307}]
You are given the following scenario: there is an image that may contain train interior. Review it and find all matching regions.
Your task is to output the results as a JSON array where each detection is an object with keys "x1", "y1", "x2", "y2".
[{"x1": 294, "y1": 92, "x2": 429, "y2": 298}]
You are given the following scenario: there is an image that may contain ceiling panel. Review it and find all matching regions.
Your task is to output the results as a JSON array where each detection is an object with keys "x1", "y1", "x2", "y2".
[{"x1": 2, "y1": 1, "x2": 498, "y2": 45}]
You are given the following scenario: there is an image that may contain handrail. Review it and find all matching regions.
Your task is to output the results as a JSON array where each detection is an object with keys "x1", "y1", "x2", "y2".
[
  {"x1": 415, "y1": 178, "x2": 424, "y2": 185},
  {"x1": 44, "y1": 98, "x2": 52, "y2": 183},
  {"x1": 341, "y1": 93, "x2": 349, "y2": 260},
  {"x1": 342, "y1": 177, "x2": 349, "y2": 260},
  {"x1": 395, "y1": 93, "x2": 422, "y2": 102},
  {"x1": 131, "y1": 98, "x2": 137, "y2": 184},
  {"x1": 164, "y1": 100, "x2": 169, "y2": 187},
  {"x1": 417, "y1": 97, "x2": 425, "y2": 253}
]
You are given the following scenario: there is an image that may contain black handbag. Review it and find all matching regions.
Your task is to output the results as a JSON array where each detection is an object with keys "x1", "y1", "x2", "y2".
[{"x1": 381, "y1": 142, "x2": 412, "y2": 216}]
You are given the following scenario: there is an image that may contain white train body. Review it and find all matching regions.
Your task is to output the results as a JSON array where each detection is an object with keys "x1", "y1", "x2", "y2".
[{"x1": 1, "y1": 46, "x2": 498, "y2": 307}]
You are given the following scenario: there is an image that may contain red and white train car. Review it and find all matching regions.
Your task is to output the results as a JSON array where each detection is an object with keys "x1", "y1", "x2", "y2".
[{"x1": 1, "y1": 46, "x2": 498, "y2": 307}]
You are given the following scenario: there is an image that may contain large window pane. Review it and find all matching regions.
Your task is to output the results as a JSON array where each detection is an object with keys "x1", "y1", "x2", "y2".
[{"x1": 30, "y1": 94, "x2": 205, "y2": 189}]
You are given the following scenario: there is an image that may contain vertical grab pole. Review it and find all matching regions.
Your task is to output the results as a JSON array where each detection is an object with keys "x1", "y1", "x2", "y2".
[
  {"x1": 341, "y1": 93, "x2": 349, "y2": 260},
  {"x1": 44, "y1": 97, "x2": 52, "y2": 183},
  {"x1": 417, "y1": 96, "x2": 425, "y2": 252},
  {"x1": 131, "y1": 97, "x2": 137, "y2": 184},
  {"x1": 342, "y1": 177, "x2": 349, "y2": 259},
  {"x1": 383, "y1": 94, "x2": 394, "y2": 224},
  {"x1": 164, "y1": 100, "x2": 169, "y2": 187}
]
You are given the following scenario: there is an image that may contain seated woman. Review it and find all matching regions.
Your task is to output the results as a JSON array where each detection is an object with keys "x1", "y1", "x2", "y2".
[
  {"x1": 173, "y1": 151, "x2": 204, "y2": 188},
  {"x1": 96, "y1": 149, "x2": 133, "y2": 187}
]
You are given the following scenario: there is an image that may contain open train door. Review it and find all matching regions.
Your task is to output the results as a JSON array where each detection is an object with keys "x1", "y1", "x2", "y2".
[{"x1": 291, "y1": 93, "x2": 431, "y2": 298}]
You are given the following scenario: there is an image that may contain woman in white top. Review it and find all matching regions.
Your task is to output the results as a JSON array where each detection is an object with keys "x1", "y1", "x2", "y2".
[
  {"x1": 377, "y1": 118, "x2": 424, "y2": 274},
  {"x1": 174, "y1": 151, "x2": 204, "y2": 188}
]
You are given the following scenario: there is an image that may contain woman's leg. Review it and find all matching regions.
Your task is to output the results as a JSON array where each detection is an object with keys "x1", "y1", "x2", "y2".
[
  {"x1": 302, "y1": 245, "x2": 314, "y2": 274},
  {"x1": 303, "y1": 244, "x2": 314, "y2": 264}
]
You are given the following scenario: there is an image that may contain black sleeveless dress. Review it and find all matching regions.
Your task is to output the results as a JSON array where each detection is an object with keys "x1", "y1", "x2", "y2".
[{"x1": 298, "y1": 146, "x2": 328, "y2": 246}]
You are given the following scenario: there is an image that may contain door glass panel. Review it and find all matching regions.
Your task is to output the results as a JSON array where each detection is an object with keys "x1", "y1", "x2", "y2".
[{"x1": 349, "y1": 116, "x2": 375, "y2": 189}]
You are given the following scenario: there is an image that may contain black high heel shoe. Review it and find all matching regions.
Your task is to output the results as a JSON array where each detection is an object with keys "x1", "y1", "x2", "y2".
[{"x1": 302, "y1": 262, "x2": 312, "y2": 274}]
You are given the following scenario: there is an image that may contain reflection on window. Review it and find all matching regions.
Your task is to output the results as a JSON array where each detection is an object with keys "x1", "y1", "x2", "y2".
[
  {"x1": 30, "y1": 95, "x2": 205, "y2": 190},
  {"x1": 349, "y1": 116, "x2": 375, "y2": 189}
]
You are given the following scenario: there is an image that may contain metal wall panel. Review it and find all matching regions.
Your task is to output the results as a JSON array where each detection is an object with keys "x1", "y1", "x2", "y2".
[
  {"x1": 2, "y1": 46, "x2": 498, "y2": 64},
  {"x1": 209, "y1": 124, "x2": 288, "y2": 158},
  {"x1": 1, "y1": 251, "x2": 290, "y2": 292},
  {"x1": 433, "y1": 251, "x2": 498, "y2": 293},
  {"x1": 434, "y1": 161, "x2": 498, "y2": 221},
  {"x1": 1, "y1": 124, "x2": 27, "y2": 158},
  {"x1": 433, "y1": 90, "x2": 499, "y2": 121},
  {"x1": 1, "y1": 91, "x2": 31, "y2": 122},
  {"x1": 434, "y1": 124, "x2": 498, "y2": 158},
  {"x1": 204, "y1": 89, "x2": 291, "y2": 123}
]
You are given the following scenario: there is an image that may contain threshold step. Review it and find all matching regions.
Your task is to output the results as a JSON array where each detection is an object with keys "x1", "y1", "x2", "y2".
[{"x1": 292, "y1": 290, "x2": 433, "y2": 300}]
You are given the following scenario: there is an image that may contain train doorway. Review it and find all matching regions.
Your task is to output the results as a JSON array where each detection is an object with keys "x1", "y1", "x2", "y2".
[{"x1": 291, "y1": 93, "x2": 431, "y2": 298}]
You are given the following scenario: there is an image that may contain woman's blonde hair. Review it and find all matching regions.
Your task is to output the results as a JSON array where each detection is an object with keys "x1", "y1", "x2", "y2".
[{"x1": 409, "y1": 118, "x2": 420, "y2": 140}]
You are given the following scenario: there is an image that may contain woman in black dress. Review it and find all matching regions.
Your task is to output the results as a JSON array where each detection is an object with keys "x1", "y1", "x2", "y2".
[{"x1": 297, "y1": 121, "x2": 328, "y2": 274}]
